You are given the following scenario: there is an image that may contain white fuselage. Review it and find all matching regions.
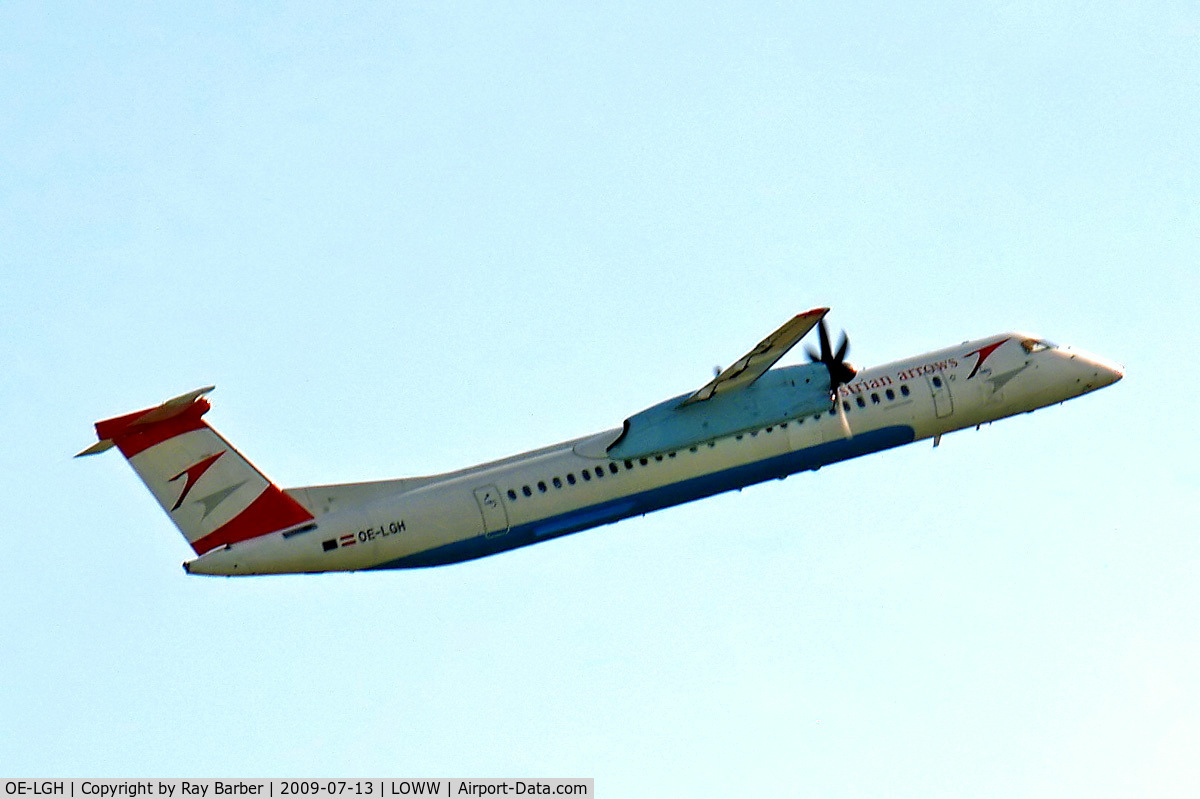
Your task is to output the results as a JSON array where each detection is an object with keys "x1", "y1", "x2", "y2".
[{"x1": 185, "y1": 333, "x2": 1122, "y2": 576}]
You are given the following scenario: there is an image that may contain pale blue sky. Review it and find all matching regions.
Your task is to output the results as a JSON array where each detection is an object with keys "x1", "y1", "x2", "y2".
[{"x1": 2, "y1": 1, "x2": 1198, "y2": 794}]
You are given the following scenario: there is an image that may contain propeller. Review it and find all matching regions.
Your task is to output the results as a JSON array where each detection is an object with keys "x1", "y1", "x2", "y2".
[
  {"x1": 806, "y1": 319, "x2": 857, "y2": 395},
  {"x1": 806, "y1": 319, "x2": 857, "y2": 437}
]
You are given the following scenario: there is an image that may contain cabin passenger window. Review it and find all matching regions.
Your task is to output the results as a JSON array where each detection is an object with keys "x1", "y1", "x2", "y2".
[
  {"x1": 624, "y1": 460, "x2": 634, "y2": 470},
  {"x1": 582, "y1": 470, "x2": 591, "y2": 481},
  {"x1": 932, "y1": 376, "x2": 943, "y2": 388},
  {"x1": 609, "y1": 463, "x2": 619, "y2": 474},
  {"x1": 522, "y1": 486, "x2": 532, "y2": 497},
  {"x1": 900, "y1": 385, "x2": 910, "y2": 397},
  {"x1": 553, "y1": 477, "x2": 562, "y2": 489},
  {"x1": 567, "y1": 473, "x2": 576, "y2": 485},
  {"x1": 507, "y1": 489, "x2": 517, "y2": 501},
  {"x1": 871, "y1": 393, "x2": 880, "y2": 404},
  {"x1": 639, "y1": 458, "x2": 649, "y2": 466},
  {"x1": 595, "y1": 467, "x2": 604, "y2": 478},
  {"x1": 537, "y1": 481, "x2": 547, "y2": 493},
  {"x1": 856, "y1": 396, "x2": 866, "y2": 408},
  {"x1": 886, "y1": 389, "x2": 895, "y2": 400}
]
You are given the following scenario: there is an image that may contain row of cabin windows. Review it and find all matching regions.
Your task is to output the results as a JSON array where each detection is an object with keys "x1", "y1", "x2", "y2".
[
  {"x1": 508, "y1": 460, "x2": 631, "y2": 500},
  {"x1": 505, "y1": 383, "x2": 915, "y2": 503},
  {"x1": 840, "y1": 383, "x2": 911, "y2": 414},
  {"x1": 506, "y1": 447, "x2": 700, "y2": 502}
]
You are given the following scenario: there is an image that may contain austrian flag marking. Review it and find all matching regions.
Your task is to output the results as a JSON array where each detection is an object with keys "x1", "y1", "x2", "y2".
[{"x1": 321, "y1": 534, "x2": 359, "y2": 553}]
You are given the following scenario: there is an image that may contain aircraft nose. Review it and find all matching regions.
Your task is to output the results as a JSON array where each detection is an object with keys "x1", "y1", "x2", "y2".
[
  {"x1": 1094, "y1": 355, "x2": 1124, "y2": 387},
  {"x1": 1077, "y1": 352, "x2": 1124, "y2": 389}
]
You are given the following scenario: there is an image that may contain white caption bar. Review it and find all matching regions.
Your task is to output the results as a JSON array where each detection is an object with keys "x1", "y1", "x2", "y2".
[{"x1": 0, "y1": 781, "x2": 593, "y2": 798}]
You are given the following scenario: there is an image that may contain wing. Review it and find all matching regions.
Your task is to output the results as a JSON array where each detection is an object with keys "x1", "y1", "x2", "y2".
[{"x1": 678, "y1": 308, "x2": 828, "y2": 407}]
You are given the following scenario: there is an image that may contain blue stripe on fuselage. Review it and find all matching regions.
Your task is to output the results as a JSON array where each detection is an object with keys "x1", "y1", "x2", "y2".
[{"x1": 369, "y1": 425, "x2": 916, "y2": 570}]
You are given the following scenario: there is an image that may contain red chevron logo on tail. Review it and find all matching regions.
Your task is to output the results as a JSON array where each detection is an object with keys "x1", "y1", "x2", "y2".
[{"x1": 169, "y1": 452, "x2": 225, "y2": 511}]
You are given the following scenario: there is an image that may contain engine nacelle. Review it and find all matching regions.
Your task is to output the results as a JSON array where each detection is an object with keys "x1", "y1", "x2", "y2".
[{"x1": 606, "y1": 362, "x2": 833, "y2": 460}]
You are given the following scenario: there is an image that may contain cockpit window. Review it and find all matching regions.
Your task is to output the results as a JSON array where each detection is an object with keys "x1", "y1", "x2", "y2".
[{"x1": 1020, "y1": 338, "x2": 1056, "y2": 354}]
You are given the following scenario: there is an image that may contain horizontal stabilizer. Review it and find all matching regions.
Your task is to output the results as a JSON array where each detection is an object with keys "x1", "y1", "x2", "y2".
[
  {"x1": 77, "y1": 386, "x2": 216, "y2": 457},
  {"x1": 134, "y1": 385, "x2": 216, "y2": 426},
  {"x1": 76, "y1": 438, "x2": 116, "y2": 457}
]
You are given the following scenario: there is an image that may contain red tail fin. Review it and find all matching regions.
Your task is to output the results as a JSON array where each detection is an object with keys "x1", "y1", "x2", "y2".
[{"x1": 78, "y1": 387, "x2": 313, "y2": 554}]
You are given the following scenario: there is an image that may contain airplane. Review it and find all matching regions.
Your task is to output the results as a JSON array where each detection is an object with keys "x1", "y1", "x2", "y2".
[{"x1": 77, "y1": 308, "x2": 1123, "y2": 576}]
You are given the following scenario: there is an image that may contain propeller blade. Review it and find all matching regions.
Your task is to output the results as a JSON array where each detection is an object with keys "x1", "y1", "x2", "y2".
[
  {"x1": 835, "y1": 333, "x2": 849, "y2": 363},
  {"x1": 836, "y1": 396, "x2": 852, "y2": 439}
]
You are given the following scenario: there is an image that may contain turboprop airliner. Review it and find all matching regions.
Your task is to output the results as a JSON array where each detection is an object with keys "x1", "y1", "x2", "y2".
[{"x1": 78, "y1": 309, "x2": 1122, "y2": 576}]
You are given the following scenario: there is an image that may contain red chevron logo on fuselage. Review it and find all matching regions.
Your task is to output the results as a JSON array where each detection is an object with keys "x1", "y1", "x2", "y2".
[
  {"x1": 965, "y1": 338, "x2": 1009, "y2": 379},
  {"x1": 169, "y1": 451, "x2": 225, "y2": 511}
]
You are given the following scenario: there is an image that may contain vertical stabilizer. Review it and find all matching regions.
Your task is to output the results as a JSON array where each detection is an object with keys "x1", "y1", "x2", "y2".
[{"x1": 78, "y1": 388, "x2": 314, "y2": 554}]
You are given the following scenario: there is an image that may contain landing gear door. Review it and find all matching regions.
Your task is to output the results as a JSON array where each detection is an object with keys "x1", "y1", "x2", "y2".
[
  {"x1": 473, "y1": 485, "x2": 510, "y2": 538},
  {"x1": 927, "y1": 374, "x2": 954, "y2": 418}
]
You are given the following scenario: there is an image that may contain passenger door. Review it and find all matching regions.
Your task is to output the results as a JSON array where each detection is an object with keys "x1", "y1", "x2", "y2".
[
  {"x1": 926, "y1": 374, "x2": 954, "y2": 418},
  {"x1": 473, "y1": 485, "x2": 510, "y2": 538}
]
